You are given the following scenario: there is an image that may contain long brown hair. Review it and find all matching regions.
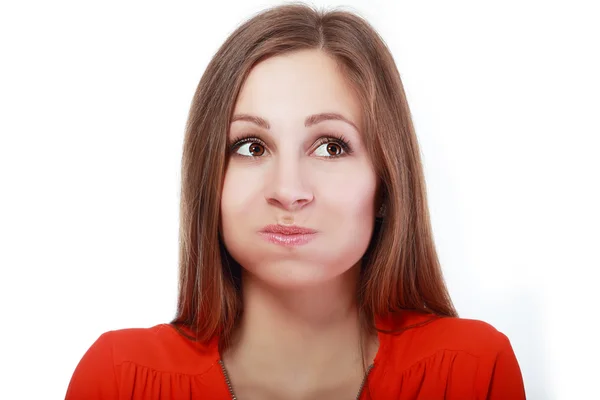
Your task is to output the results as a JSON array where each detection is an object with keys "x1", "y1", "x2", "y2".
[{"x1": 172, "y1": 3, "x2": 457, "y2": 349}]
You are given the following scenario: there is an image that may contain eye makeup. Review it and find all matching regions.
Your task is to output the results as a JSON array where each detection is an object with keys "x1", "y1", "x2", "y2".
[
  {"x1": 313, "y1": 134, "x2": 353, "y2": 156},
  {"x1": 228, "y1": 133, "x2": 354, "y2": 158}
]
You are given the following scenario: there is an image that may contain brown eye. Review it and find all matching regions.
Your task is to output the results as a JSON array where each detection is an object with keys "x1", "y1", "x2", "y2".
[
  {"x1": 314, "y1": 141, "x2": 346, "y2": 157},
  {"x1": 326, "y1": 143, "x2": 341, "y2": 156},
  {"x1": 249, "y1": 143, "x2": 265, "y2": 156},
  {"x1": 235, "y1": 141, "x2": 266, "y2": 157}
]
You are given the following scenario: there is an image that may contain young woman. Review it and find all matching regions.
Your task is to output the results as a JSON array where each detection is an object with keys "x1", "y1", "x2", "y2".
[{"x1": 66, "y1": 4, "x2": 525, "y2": 399}]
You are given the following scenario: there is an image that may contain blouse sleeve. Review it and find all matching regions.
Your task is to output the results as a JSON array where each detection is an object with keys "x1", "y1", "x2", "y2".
[
  {"x1": 65, "y1": 332, "x2": 119, "y2": 399},
  {"x1": 486, "y1": 335, "x2": 526, "y2": 400}
]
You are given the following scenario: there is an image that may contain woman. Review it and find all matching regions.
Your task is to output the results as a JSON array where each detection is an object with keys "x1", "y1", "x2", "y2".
[{"x1": 66, "y1": 4, "x2": 525, "y2": 399}]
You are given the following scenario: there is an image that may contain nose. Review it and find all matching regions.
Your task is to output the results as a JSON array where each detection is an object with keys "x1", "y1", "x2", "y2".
[{"x1": 265, "y1": 156, "x2": 314, "y2": 212}]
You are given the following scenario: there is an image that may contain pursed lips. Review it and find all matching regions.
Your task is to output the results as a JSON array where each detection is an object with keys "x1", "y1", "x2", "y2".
[{"x1": 258, "y1": 224, "x2": 317, "y2": 247}]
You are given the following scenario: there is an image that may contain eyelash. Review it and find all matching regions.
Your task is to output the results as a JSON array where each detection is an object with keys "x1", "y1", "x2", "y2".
[{"x1": 228, "y1": 134, "x2": 353, "y2": 158}]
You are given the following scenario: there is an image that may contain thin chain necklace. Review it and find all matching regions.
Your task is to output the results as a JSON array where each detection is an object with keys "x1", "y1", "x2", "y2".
[{"x1": 218, "y1": 359, "x2": 374, "y2": 400}]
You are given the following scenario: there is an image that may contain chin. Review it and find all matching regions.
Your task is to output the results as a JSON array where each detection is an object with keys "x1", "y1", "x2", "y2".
[{"x1": 242, "y1": 258, "x2": 350, "y2": 289}]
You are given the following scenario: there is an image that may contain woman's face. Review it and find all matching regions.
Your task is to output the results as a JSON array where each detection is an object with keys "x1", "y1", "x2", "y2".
[{"x1": 221, "y1": 49, "x2": 378, "y2": 288}]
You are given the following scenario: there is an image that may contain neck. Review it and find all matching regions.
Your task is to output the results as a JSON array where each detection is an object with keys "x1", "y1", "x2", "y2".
[{"x1": 222, "y1": 264, "x2": 378, "y2": 382}]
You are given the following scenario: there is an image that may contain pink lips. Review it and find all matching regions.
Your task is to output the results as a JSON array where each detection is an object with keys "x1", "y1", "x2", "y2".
[{"x1": 259, "y1": 224, "x2": 317, "y2": 247}]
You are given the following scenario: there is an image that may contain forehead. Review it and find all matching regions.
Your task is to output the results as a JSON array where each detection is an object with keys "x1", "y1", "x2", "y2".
[{"x1": 233, "y1": 49, "x2": 362, "y2": 129}]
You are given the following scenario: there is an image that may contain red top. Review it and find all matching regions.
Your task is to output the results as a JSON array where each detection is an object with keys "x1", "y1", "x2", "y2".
[{"x1": 66, "y1": 311, "x2": 525, "y2": 399}]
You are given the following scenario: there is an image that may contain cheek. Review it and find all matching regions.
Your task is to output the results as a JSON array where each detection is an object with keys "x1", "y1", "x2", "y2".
[
  {"x1": 221, "y1": 164, "x2": 263, "y2": 215},
  {"x1": 315, "y1": 164, "x2": 378, "y2": 220},
  {"x1": 311, "y1": 164, "x2": 377, "y2": 269},
  {"x1": 220, "y1": 165, "x2": 260, "y2": 257}
]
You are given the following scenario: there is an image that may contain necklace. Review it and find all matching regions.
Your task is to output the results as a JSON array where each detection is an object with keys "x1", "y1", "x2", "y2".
[{"x1": 218, "y1": 359, "x2": 374, "y2": 400}]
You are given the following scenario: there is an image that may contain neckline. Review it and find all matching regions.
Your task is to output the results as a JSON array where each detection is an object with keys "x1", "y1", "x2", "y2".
[
  {"x1": 209, "y1": 312, "x2": 424, "y2": 400},
  {"x1": 171, "y1": 309, "x2": 440, "y2": 371},
  {"x1": 217, "y1": 358, "x2": 375, "y2": 400}
]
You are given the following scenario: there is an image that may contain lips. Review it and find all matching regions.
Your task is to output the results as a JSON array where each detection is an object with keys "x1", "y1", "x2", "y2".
[
  {"x1": 259, "y1": 224, "x2": 317, "y2": 247},
  {"x1": 260, "y1": 224, "x2": 317, "y2": 235}
]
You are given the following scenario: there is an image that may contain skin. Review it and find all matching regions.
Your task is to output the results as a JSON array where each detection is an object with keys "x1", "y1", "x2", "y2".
[{"x1": 220, "y1": 49, "x2": 380, "y2": 400}]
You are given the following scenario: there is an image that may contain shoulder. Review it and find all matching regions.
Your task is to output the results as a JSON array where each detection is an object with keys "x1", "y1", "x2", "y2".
[
  {"x1": 96, "y1": 323, "x2": 218, "y2": 373},
  {"x1": 65, "y1": 323, "x2": 220, "y2": 399},
  {"x1": 378, "y1": 311, "x2": 514, "y2": 368},
  {"x1": 373, "y1": 311, "x2": 525, "y2": 399},
  {"x1": 417, "y1": 315, "x2": 511, "y2": 355}
]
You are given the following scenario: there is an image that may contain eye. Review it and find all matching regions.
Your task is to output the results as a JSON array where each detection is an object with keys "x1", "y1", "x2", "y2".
[
  {"x1": 237, "y1": 142, "x2": 265, "y2": 157},
  {"x1": 314, "y1": 142, "x2": 343, "y2": 157},
  {"x1": 230, "y1": 137, "x2": 268, "y2": 157},
  {"x1": 313, "y1": 135, "x2": 352, "y2": 158}
]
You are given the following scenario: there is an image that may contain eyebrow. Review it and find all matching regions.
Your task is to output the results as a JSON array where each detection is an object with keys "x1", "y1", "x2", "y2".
[{"x1": 231, "y1": 112, "x2": 359, "y2": 132}]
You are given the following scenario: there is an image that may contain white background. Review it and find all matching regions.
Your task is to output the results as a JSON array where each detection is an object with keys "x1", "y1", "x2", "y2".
[{"x1": 1, "y1": 1, "x2": 598, "y2": 399}]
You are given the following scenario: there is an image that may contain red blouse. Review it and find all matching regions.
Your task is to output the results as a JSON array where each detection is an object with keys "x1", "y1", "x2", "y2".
[{"x1": 66, "y1": 311, "x2": 525, "y2": 399}]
